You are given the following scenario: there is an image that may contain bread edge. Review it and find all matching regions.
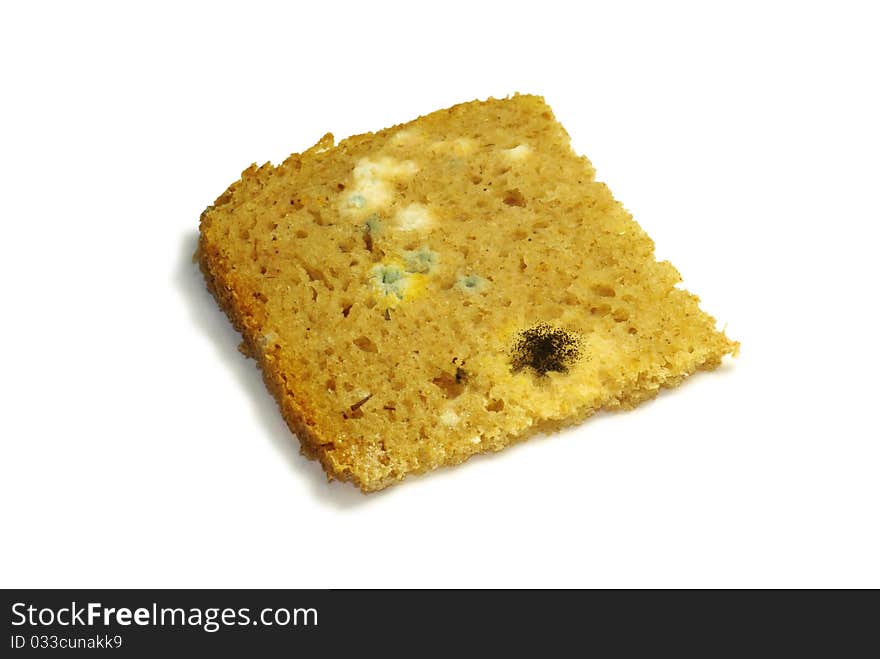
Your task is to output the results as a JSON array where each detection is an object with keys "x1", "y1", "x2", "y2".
[{"x1": 197, "y1": 218, "x2": 386, "y2": 493}]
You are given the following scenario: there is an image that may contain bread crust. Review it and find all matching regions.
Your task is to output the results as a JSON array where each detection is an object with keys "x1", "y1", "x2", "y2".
[{"x1": 198, "y1": 225, "x2": 385, "y2": 491}]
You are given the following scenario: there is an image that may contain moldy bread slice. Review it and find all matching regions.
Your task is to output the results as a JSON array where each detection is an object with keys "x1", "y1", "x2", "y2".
[{"x1": 198, "y1": 94, "x2": 738, "y2": 492}]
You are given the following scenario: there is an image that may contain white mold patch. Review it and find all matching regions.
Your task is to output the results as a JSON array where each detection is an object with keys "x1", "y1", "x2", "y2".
[
  {"x1": 391, "y1": 128, "x2": 420, "y2": 145},
  {"x1": 258, "y1": 331, "x2": 278, "y2": 348},
  {"x1": 440, "y1": 409, "x2": 460, "y2": 427},
  {"x1": 344, "y1": 157, "x2": 419, "y2": 212},
  {"x1": 430, "y1": 137, "x2": 475, "y2": 156},
  {"x1": 395, "y1": 203, "x2": 434, "y2": 231},
  {"x1": 503, "y1": 144, "x2": 531, "y2": 161}
]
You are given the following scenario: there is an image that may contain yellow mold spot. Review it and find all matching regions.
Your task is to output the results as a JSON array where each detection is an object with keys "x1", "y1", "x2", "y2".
[{"x1": 369, "y1": 261, "x2": 428, "y2": 308}]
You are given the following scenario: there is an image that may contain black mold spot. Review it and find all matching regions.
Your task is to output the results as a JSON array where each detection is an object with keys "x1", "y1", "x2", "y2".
[{"x1": 510, "y1": 324, "x2": 581, "y2": 376}]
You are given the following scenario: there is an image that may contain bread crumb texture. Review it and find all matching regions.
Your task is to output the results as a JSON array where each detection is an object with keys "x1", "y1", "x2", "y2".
[{"x1": 199, "y1": 94, "x2": 738, "y2": 492}]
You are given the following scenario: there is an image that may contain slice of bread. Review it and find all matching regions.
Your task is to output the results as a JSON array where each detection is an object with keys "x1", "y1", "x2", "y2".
[{"x1": 199, "y1": 94, "x2": 738, "y2": 492}]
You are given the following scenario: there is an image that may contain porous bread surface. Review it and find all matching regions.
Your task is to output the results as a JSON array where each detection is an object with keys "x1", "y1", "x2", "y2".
[{"x1": 199, "y1": 94, "x2": 738, "y2": 492}]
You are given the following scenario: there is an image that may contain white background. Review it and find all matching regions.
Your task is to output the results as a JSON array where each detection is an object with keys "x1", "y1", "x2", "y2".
[{"x1": 2, "y1": 1, "x2": 878, "y2": 588}]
